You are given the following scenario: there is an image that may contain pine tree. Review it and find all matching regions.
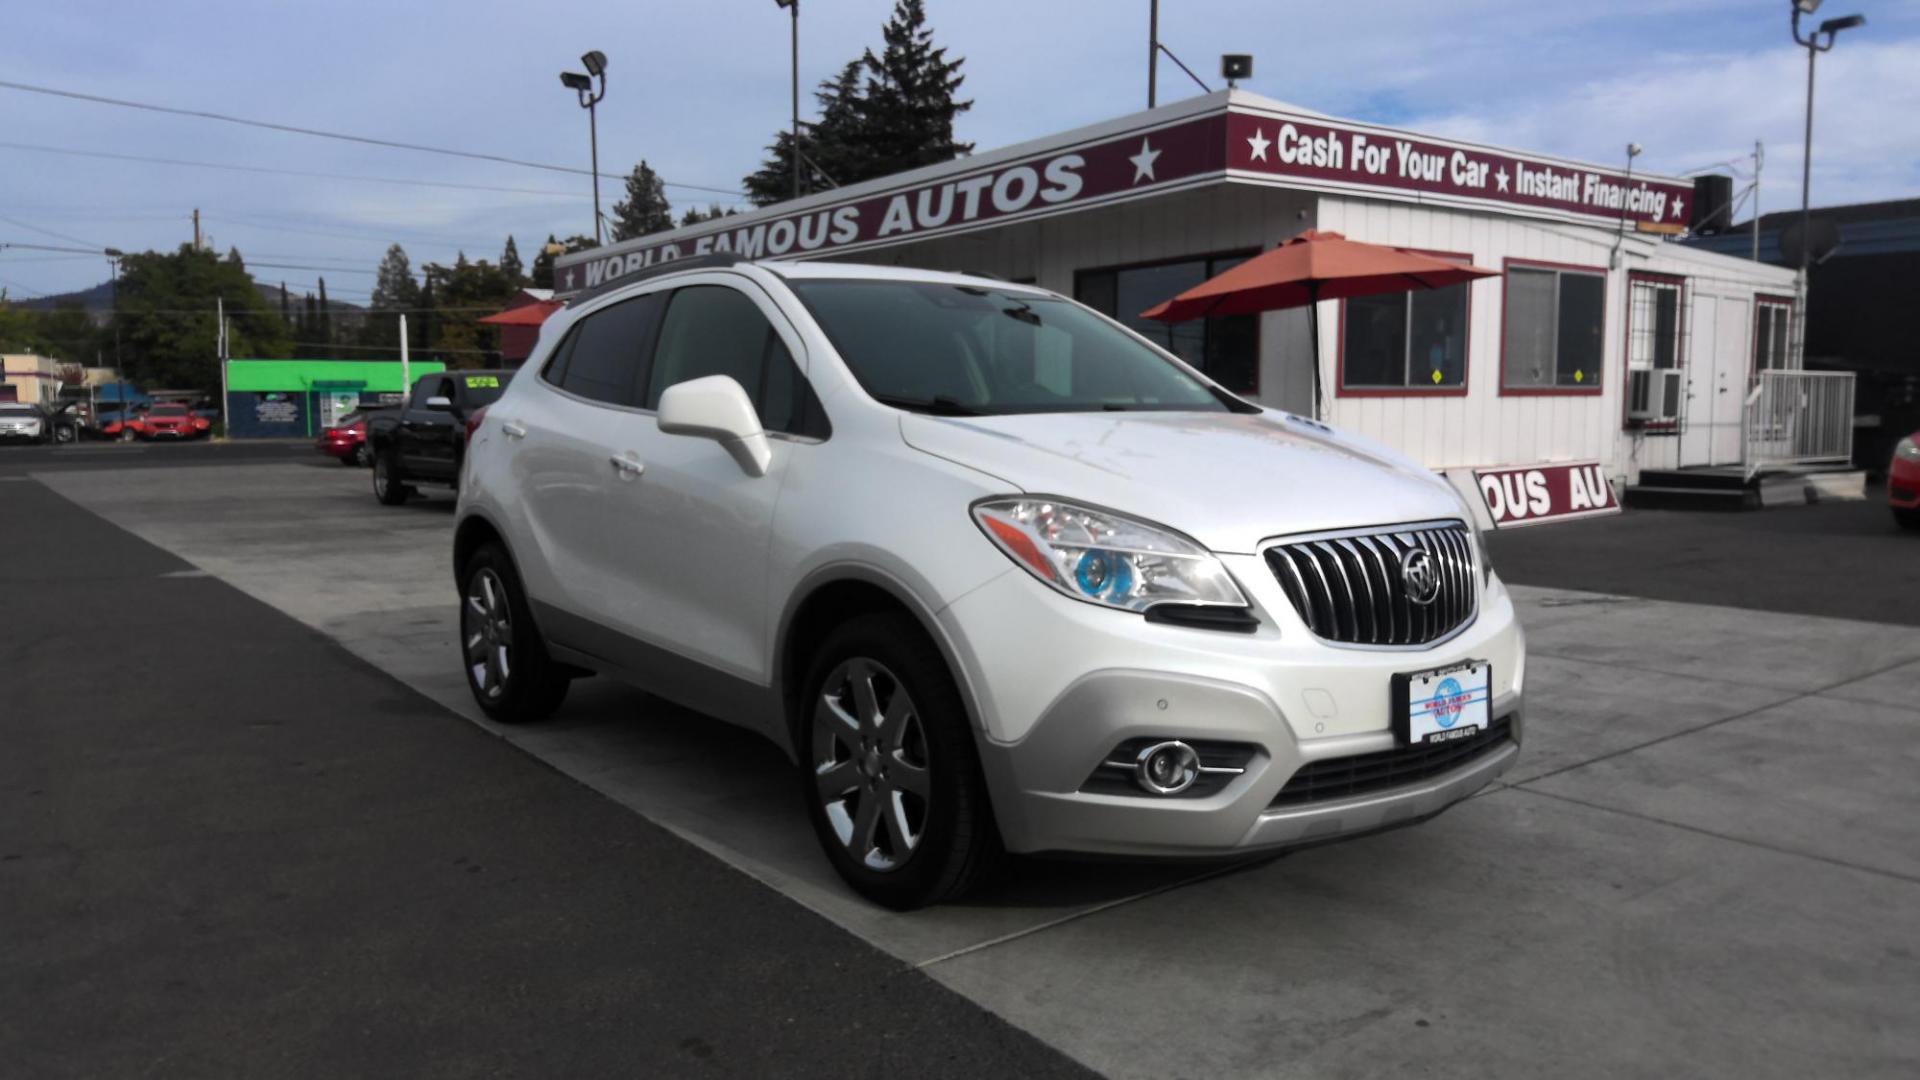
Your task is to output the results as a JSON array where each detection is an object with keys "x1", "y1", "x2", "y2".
[
  {"x1": 370, "y1": 244, "x2": 420, "y2": 312},
  {"x1": 500, "y1": 236, "x2": 524, "y2": 286},
  {"x1": 680, "y1": 204, "x2": 738, "y2": 227},
  {"x1": 741, "y1": 5, "x2": 970, "y2": 206},
  {"x1": 530, "y1": 234, "x2": 560, "y2": 290},
  {"x1": 317, "y1": 277, "x2": 332, "y2": 352},
  {"x1": 856, "y1": 0, "x2": 972, "y2": 171},
  {"x1": 611, "y1": 162, "x2": 675, "y2": 241}
]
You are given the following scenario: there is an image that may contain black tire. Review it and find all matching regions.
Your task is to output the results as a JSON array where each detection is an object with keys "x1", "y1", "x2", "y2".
[
  {"x1": 458, "y1": 543, "x2": 570, "y2": 723},
  {"x1": 53, "y1": 425, "x2": 75, "y2": 444},
  {"x1": 1896, "y1": 508, "x2": 1920, "y2": 532},
  {"x1": 351, "y1": 443, "x2": 371, "y2": 468},
  {"x1": 798, "y1": 612, "x2": 1001, "y2": 909},
  {"x1": 372, "y1": 448, "x2": 411, "y2": 505}
]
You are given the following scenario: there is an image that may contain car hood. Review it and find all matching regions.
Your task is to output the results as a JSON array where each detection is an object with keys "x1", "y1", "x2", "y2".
[{"x1": 899, "y1": 410, "x2": 1468, "y2": 554}]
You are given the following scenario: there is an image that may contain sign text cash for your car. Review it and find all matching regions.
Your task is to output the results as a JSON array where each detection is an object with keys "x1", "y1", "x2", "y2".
[{"x1": 556, "y1": 104, "x2": 1693, "y2": 295}]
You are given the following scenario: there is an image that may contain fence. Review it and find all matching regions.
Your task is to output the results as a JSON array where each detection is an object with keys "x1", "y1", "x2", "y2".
[{"x1": 1742, "y1": 370, "x2": 1856, "y2": 480}]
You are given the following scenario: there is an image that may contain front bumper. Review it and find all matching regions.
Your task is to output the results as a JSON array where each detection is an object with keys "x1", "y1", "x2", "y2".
[{"x1": 943, "y1": 553, "x2": 1526, "y2": 857}]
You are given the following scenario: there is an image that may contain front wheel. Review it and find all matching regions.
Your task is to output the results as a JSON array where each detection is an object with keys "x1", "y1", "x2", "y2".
[
  {"x1": 799, "y1": 613, "x2": 1001, "y2": 909},
  {"x1": 53, "y1": 426, "x2": 74, "y2": 444},
  {"x1": 1896, "y1": 508, "x2": 1920, "y2": 532},
  {"x1": 372, "y1": 448, "x2": 411, "y2": 505},
  {"x1": 459, "y1": 543, "x2": 570, "y2": 723}
]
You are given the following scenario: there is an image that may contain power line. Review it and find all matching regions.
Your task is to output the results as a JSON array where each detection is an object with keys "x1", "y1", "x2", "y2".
[
  {"x1": 0, "y1": 79, "x2": 746, "y2": 197},
  {"x1": 0, "y1": 140, "x2": 582, "y2": 199},
  {"x1": 247, "y1": 261, "x2": 377, "y2": 276},
  {"x1": 0, "y1": 213, "x2": 103, "y2": 250}
]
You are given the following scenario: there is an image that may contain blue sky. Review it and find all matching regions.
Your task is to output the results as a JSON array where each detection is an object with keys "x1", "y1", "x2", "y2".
[{"x1": 3, "y1": 0, "x2": 1916, "y2": 301}]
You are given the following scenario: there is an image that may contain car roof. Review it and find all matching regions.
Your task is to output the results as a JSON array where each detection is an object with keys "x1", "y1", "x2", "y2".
[{"x1": 756, "y1": 261, "x2": 1048, "y2": 292}]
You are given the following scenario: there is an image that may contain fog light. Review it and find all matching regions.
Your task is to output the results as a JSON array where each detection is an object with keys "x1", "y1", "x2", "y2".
[{"x1": 1134, "y1": 741, "x2": 1201, "y2": 795}]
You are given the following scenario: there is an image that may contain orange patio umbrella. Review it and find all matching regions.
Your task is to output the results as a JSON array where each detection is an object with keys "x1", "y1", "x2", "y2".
[{"x1": 1140, "y1": 230, "x2": 1500, "y2": 415}]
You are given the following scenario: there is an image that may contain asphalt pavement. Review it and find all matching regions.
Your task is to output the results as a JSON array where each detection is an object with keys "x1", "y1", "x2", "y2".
[
  {"x1": 0, "y1": 477, "x2": 1090, "y2": 1079},
  {"x1": 1488, "y1": 488, "x2": 1918, "y2": 627}
]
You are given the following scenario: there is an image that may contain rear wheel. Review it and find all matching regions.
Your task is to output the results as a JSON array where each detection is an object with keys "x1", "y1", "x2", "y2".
[
  {"x1": 799, "y1": 613, "x2": 1000, "y2": 909},
  {"x1": 53, "y1": 425, "x2": 74, "y2": 444},
  {"x1": 372, "y1": 448, "x2": 411, "y2": 505},
  {"x1": 459, "y1": 543, "x2": 570, "y2": 723}
]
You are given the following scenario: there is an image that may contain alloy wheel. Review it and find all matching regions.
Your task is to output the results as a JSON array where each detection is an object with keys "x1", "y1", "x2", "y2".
[
  {"x1": 813, "y1": 657, "x2": 932, "y2": 872},
  {"x1": 463, "y1": 568, "x2": 513, "y2": 700}
]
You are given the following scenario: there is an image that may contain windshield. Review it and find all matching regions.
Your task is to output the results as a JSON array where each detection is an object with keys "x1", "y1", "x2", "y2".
[
  {"x1": 788, "y1": 280, "x2": 1237, "y2": 416},
  {"x1": 0, "y1": 404, "x2": 38, "y2": 415},
  {"x1": 459, "y1": 373, "x2": 510, "y2": 407}
]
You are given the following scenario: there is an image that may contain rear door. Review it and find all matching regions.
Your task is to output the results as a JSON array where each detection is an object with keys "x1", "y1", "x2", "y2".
[
  {"x1": 594, "y1": 278, "x2": 821, "y2": 688},
  {"x1": 504, "y1": 294, "x2": 666, "y2": 619}
]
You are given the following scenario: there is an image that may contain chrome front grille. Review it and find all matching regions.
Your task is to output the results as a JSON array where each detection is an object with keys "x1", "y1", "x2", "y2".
[{"x1": 1264, "y1": 521, "x2": 1477, "y2": 647}]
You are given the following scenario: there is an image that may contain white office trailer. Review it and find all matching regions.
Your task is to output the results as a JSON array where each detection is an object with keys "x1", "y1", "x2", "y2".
[{"x1": 554, "y1": 90, "x2": 1799, "y2": 526}]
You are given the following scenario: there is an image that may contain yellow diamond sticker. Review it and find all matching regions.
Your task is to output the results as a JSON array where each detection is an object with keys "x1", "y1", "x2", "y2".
[
  {"x1": 1574, "y1": 370, "x2": 1584, "y2": 383},
  {"x1": 1431, "y1": 369, "x2": 1444, "y2": 384}
]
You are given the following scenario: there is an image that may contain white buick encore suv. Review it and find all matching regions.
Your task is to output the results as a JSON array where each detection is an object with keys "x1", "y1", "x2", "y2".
[{"x1": 453, "y1": 256, "x2": 1525, "y2": 908}]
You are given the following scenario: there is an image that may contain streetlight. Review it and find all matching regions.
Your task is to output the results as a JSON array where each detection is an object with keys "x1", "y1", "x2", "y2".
[
  {"x1": 560, "y1": 50, "x2": 609, "y2": 244},
  {"x1": 1788, "y1": 0, "x2": 1865, "y2": 364},
  {"x1": 776, "y1": 1, "x2": 800, "y2": 200}
]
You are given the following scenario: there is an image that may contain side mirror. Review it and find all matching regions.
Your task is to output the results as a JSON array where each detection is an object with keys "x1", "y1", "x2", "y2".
[
  {"x1": 425, "y1": 395, "x2": 454, "y2": 412},
  {"x1": 657, "y1": 375, "x2": 772, "y2": 477}
]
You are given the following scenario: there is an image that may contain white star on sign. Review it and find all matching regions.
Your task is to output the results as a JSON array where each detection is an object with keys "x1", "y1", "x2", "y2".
[
  {"x1": 1494, "y1": 166, "x2": 1510, "y2": 192},
  {"x1": 563, "y1": 267, "x2": 576, "y2": 289},
  {"x1": 1671, "y1": 196, "x2": 1685, "y2": 220},
  {"x1": 1129, "y1": 138, "x2": 1161, "y2": 184},
  {"x1": 1246, "y1": 127, "x2": 1271, "y2": 162}
]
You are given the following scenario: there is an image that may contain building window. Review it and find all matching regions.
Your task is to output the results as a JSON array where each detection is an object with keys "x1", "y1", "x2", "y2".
[
  {"x1": 1755, "y1": 297, "x2": 1793, "y2": 371},
  {"x1": 1626, "y1": 275, "x2": 1683, "y2": 371},
  {"x1": 1501, "y1": 263, "x2": 1605, "y2": 393},
  {"x1": 1341, "y1": 254, "x2": 1471, "y2": 392},
  {"x1": 1076, "y1": 253, "x2": 1259, "y2": 394}
]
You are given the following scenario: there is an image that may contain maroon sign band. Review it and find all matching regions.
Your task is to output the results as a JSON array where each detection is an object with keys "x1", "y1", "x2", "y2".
[
  {"x1": 561, "y1": 116, "x2": 1228, "y2": 294},
  {"x1": 1228, "y1": 111, "x2": 1689, "y2": 227},
  {"x1": 1474, "y1": 461, "x2": 1621, "y2": 528}
]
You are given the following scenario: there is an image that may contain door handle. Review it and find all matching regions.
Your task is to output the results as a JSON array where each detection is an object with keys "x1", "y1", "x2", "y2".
[
  {"x1": 609, "y1": 454, "x2": 645, "y2": 477},
  {"x1": 502, "y1": 421, "x2": 527, "y2": 439}
]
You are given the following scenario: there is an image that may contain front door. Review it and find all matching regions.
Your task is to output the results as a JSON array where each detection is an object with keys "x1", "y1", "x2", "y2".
[
  {"x1": 595, "y1": 279, "x2": 809, "y2": 690},
  {"x1": 1679, "y1": 296, "x2": 1717, "y2": 467},
  {"x1": 1708, "y1": 297, "x2": 1750, "y2": 465}
]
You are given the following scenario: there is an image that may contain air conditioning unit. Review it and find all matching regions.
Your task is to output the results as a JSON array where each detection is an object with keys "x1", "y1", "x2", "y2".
[{"x1": 1627, "y1": 368, "x2": 1684, "y2": 423}]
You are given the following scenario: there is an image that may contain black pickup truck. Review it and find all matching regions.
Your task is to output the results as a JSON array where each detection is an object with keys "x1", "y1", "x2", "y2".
[{"x1": 366, "y1": 370, "x2": 513, "y2": 505}]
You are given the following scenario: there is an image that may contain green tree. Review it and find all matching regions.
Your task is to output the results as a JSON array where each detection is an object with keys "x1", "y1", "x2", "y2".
[
  {"x1": 610, "y1": 161, "x2": 674, "y2": 241},
  {"x1": 357, "y1": 244, "x2": 422, "y2": 354},
  {"x1": 742, "y1": 5, "x2": 970, "y2": 207},
  {"x1": 679, "y1": 204, "x2": 738, "y2": 227},
  {"x1": 113, "y1": 244, "x2": 291, "y2": 390},
  {"x1": 416, "y1": 254, "x2": 518, "y2": 369},
  {"x1": 855, "y1": 1, "x2": 972, "y2": 172},
  {"x1": 500, "y1": 236, "x2": 524, "y2": 287}
]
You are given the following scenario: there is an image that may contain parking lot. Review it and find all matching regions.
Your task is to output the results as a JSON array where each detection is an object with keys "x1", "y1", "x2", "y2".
[{"x1": 6, "y1": 445, "x2": 1918, "y2": 1078}]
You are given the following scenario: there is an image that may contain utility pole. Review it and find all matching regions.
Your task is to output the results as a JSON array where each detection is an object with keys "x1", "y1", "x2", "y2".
[
  {"x1": 216, "y1": 296, "x2": 228, "y2": 436},
  {"x1": 1751, "y1": 141, "x2": 1764, "y2": 263},
  {"x1": 790, "y1": 0, "x2": 801, "y2": 200},
  {"x1": 192, "y1": 208, "x2": 202, "y2": 251},
  {"x1": 1147, "y1": 0, "x2": 1160, "y2": 108}
]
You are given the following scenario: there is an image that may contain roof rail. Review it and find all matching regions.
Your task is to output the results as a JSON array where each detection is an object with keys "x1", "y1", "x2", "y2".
[{"x1": 568, "y1": 252, "x2": 748, "y2": 304}]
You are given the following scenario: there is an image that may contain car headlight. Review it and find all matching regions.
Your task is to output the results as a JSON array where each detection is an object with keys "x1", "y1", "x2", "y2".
[
  {"x1": 1467, "y1": 514, "x2": 1494, "y2": 585},
  {"x1": 971, "y1": 497, "x2": 1249, "y2": 614},
  {"x1": 1896, "y1": 436, "x2": 1919, "y2": 463}
]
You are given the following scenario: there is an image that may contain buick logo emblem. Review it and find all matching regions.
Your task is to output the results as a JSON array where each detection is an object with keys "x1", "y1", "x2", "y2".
[{"x1": 1401, "y1": 549, "x2": 1441, "y2": 606}]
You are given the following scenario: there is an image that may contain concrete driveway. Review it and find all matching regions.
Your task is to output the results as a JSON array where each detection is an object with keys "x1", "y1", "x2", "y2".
[{"x1": 33, "y1": 460, "x2": 1920, "y2": 1078}]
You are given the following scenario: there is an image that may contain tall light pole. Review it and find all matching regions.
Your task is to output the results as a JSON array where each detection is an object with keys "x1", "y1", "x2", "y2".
[
  {"x1": 104, "y1": 247, "x2": 125, "y2": 427},
  {"x1": 561, "y1": 51, "x2": 609, "y2": 244},
  {"x1": 1147, "y1": 0, "x2": 1160, "y2": 108},
  {"x1": 1788, "y1": 0, "x2": 1865, "y2": 365},
  {"x1": 776, "y1": 1, "x2": 800, "y2": 200}
]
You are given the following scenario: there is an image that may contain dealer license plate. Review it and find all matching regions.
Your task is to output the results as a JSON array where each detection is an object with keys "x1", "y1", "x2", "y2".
[{"x1": 1395, "y1": 661, "x2": 1491, "y2": 746}]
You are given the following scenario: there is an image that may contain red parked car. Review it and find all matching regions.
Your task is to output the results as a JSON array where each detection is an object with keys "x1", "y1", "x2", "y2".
[
  {"x1": 1891, "y1": 429, "x2": 1919, "y2": 531},
  {"x1": 316, "y1": 410, "x2": 377, "y2": 467},
  {"x1": 121, "y1": 402, "x2": 211, "y2": 441}
]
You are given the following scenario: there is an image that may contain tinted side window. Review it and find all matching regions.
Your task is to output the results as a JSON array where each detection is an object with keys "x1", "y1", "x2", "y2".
[
  {"x1": 557, "y1": 293, "x2": 663, "y2": 406},
  {"x1": 645, "y1": 285, "x2": 818, "y2": 435}
]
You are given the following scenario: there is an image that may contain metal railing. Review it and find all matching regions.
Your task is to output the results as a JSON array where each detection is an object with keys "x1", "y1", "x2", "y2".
[{"x1": 1742, "y1": 370, "x2": 1856, "y2": 481}]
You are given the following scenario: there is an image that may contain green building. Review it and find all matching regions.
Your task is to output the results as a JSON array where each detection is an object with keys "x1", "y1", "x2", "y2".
[{"x1": 224, "y1": 359, "x2": 447, "y2": 438}]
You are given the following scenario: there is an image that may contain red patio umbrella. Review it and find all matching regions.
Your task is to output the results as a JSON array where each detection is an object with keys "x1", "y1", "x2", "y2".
[{"x1": 1140, "y1": 230, "x2": 1499, "y2": 416}]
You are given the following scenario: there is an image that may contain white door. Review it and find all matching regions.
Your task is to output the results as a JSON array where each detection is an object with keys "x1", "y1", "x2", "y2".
[
  {"x1": 1709, "y1": 297, "x2": 1750, "y2": 465},
  {"x1": 596, "y1": 280, "x2": 806, "y2": 686},
  {"x1": 1680, "y1": 296, "x2": 1718, "y2": 467}
]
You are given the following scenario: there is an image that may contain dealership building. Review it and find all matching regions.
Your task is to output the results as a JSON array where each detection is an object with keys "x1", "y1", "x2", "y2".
[
  {"x1": 223, "y1": 359, "x2": 446, "y2": 438},
  {"x1": 556, "y1": 90, "x2": 1814, "y2": 524}
]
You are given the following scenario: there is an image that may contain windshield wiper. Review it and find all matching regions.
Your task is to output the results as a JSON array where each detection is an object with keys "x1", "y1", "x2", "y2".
[{"x1": 871, "y1": 394, "x2": 984, "y2": 416}]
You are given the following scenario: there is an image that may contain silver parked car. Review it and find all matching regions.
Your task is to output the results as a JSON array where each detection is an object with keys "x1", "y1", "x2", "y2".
[{"x1": 452, "y1": 257, "x2": 1525, "y2": 908}]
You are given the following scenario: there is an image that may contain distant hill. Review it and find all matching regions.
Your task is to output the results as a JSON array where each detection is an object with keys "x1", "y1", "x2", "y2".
[{"x1": 17, "y1": 279, "x2": 365, "y2": 318}]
